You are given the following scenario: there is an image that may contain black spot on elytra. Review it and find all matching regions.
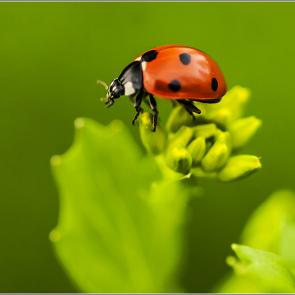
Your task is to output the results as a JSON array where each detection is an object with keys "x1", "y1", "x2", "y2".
[
  {"x1": 211, "y1": 77, "x2": 218, "y2": 91},
  {"x1": 168, "y1": 80, "x2": 181, "y2": 92},
  {"x1": 141, "y1": 50, "x2": 158, "y2": 62},
  {"x1": 179, "y1": 53, "x2": 191, "y2": 65}
]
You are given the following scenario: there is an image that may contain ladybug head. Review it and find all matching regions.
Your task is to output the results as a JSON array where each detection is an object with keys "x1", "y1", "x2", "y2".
[{"x1": 106, "y1": 79, "x2": 124, "y2": 106}]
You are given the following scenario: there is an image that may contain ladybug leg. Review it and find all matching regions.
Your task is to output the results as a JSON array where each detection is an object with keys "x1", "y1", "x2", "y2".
[
  {"x1": 177, "y1": 100, "x2": 201, "y2": 120},
  {"x1": 148, "y1": 94, "x2": 159, "y2": 132},
  {"x1": 182, "y1": 100, "x2": 202, "y2": 114},
  {"x1": 132, "y1": 90, "x2": 144, "y2": 125},
  {"x1": 105, "y1": 98, "x2": 114, "y2": 108}
]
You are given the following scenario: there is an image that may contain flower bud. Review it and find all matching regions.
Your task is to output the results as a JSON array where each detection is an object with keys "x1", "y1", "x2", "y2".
[
  {"x1": 165, "y1": 146, "x2": 192, "y2": 175},
  {"x1": 191, "y1": 167, "x2": 217, "y2": 179},
  {"x1": 204, "y1": 108, "x2": 232, "y2": 126},
  {"x1": 187, "y1": 137, "x2": 206, "y2": 165},
  {"x1": 227, "y1": 244, "x2": 295, "y2": 293},
  {"x1": 216, "y1": 131, "x2": 232, "y2": 150},
  {"x1": 218, "y1": 155, "x2": 261, "y2": 182},
  {"x1": 166, "y1": 106, "x2": 192, "y2": 133},
  {"x1": 222, "y1": 86, "x2": 251, "y2": 121},
  {"x1": 201, "y1": 132, "x2": 231, "y2": 172},
  {"x1": 202, "y1": 86, "x2": 251, "y2": 126},
  {"x1": 202, "y1": 143, "x2": 229, "y2": 172},
  {"x1": 193, "y1": 123, "x2": 218, "y2": 139},
  {"x1": 169, "y1": 126, "x2": 194, "y2": 148},
  {"x1": 229, "y1": 116, "x2": 262, "y2": 149},
  {"x1": 139, "y1": 112, "x2": 166, "y2": 155}
]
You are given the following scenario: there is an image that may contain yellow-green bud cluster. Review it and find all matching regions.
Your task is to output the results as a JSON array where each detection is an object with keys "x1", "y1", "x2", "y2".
[{"x1": 139, "y1": 86, "x2": 262, "y2": 182}]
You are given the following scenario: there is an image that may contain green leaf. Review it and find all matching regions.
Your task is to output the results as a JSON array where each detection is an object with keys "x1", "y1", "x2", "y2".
[
  {"x1": 240, "y1": 190, "x2": 295, "y2": 274},
  {"x1": 281, "y1": 221, "x2": 295, "y2": 272},
  {"x1": 50, "y1": 118, "x2": 188, "y2": 293},
  {"x1": 226, "y1": 244, "x2": 295, "y2": 293},
  {"x1": 218, "y1": 190, "x2": 295, "y2": 293},
  {"x1": 241, "y1": 190, "x2": 295, "y2": 253},
  {"x1": 215, "y1": 273, "x2": 263, "y2": 293}
]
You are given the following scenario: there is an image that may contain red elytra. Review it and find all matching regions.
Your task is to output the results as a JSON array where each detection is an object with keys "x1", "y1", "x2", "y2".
[{"x1": 138, "y1": 45, "x2": 227, "y2": 100}]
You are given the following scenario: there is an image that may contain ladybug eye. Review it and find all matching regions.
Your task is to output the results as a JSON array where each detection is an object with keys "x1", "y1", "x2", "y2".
[{"x1": 211, "y1": 78, "x2": 218, "y2": 91}]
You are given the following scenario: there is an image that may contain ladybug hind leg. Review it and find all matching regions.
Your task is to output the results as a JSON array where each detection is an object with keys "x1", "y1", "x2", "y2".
[{"x1": 177, "y1": 99, "x2": 201, "y2": 120}]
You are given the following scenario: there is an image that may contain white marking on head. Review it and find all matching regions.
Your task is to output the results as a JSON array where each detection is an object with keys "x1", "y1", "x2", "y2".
[
  {"x1": 141, "y1": 61, "x2": 147, "y2": 71},
  {"x1": 124, "y1": 81, "x2": 136, "y2": 96}
]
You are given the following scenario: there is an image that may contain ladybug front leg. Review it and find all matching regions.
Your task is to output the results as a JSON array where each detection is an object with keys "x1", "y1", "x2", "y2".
[
  {"x1": 132, "y1": 90, "x2": 144, "y2": 125},
  {"x1": 148, "y1": 94, "x2": 158, "y2": 132},
  {"x1": 177, "y1": 99, "x2": 201, "y2": 120}
]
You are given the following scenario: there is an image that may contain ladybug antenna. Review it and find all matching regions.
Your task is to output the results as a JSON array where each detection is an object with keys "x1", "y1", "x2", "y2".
[
  {"x1": 97, "y1": 79, "x2": 108, "y2": 90},
  {"x1": 96, "y1": 80, "x2": 108, "y2": 103}
]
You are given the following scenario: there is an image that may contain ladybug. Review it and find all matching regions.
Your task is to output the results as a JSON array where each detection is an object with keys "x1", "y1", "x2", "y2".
[{"x1": 105, "y1": 45, "x2": 227, "y2": 131}]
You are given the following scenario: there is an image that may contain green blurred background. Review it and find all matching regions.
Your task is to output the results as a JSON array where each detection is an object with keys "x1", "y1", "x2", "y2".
[{"x1": 1, "y1": 2, "x2": 295, "y2": 292}]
